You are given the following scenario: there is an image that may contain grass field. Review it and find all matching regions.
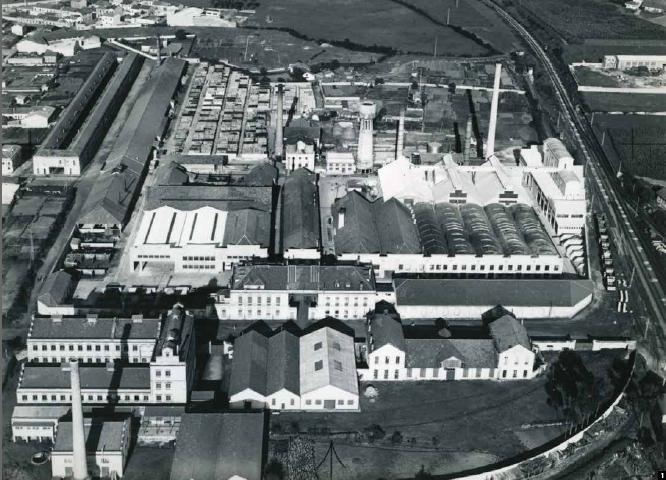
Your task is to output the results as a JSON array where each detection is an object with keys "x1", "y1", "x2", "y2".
[
  {"x1": 563, "y1": 40, "x2": 666, "y2": 64},
  {"x1": 593, "y1": 114, "x2": 666, "y2": 180},
  {"x1": 582, "y1": 92, "x2": 666, "y2": 112},
  {"x1": 269, "y1": 350, "x2": 623, "y2": 479},
  {"x1": 247, "y1": 0, "x2": 497, "y2": 56},
  {"x1": 515, "y1": 0, "x2": 666, "y2": 42},
  {"x1": 573, "y1": 66, "x2": 622, "y2": 88}
]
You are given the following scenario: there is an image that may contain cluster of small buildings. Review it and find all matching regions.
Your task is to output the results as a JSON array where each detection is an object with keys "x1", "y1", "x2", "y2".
[{"x1": 602, "y1": 54, "x2": 666, "y2": 72}]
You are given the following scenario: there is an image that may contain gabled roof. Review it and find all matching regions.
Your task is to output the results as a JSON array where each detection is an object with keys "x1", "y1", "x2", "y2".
[
  {"x1": 369, "y1": 312, "x2": 405, "y2": 352},
  {"x1": 38, "y1": 271, "x2": 74, "y2": 307},
  {"x1": 489, "y1": 314, "x2": 531, "y2": 352},
  {"x1": 222, "y1": 208, "x2": 271, "y2": 247},
  {"x1": 232, "y1": 265, "x2": 375, "y2": 292},
  {"x1": 245, "y1": 162, "x2": 278, "y2": 186},
  {"x1": 281, "y1": 168, "x2": 320, "y2": 251},
  {"x1": 404, "y1": 338, "x2": 497, "y2": 368},
  {"x1": 266, "y1": 329, "x2": 300, "y2": 396},
  {"x1": 228, "y1": 329, "x2": 269, "y2": 397}
]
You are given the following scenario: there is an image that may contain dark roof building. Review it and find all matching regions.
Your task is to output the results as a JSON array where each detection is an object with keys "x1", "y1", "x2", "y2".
[
  {"x1": 404, "y1": 338, "x2": 498, "y2": 368},
  {"x1": 368, "y1": 311, "x2": 405, "y2": 352},
  {"x1": 281, "y1": 168, "x2": 320, "y2": 252},
  {"x1": 169, "y1": 412, "x2": 266, "y2": 480},
  {"x1": 37, "y1": 271, "x2": 75, "y2": 309},
  {"x1": 488, "y1": 314, "x2": 531, "y2": 352},
  {"x1": 232, "y1": 264, "x2": 375, "y2": 292}
]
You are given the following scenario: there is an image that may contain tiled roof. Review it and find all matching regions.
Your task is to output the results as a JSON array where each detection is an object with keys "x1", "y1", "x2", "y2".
[
  {"x1": 281, "y1": 168, "x2": 320, "y2": 251},
  {"x1": 266, "y1": 329, "x2": 300, "y2": 396},
  {"x1": 19, "y1": 365, "x2": 150, "y2": 390},
  {"x1": 232, "y1": 264, "x2": 375, "y2": 292},
  {"x1": 489, "y1": 314, "x2": 531, "y2": 352},
  {"x1": 37, "y1": 271, "x2": 74, "y2": 307},
  {"x1": 404, "y1": 338, "x2": 497, "y2": 368},
  {"x1": 228, "y1": 329, "x2": 269, "y2": 397},
  {"x1": 369, "y1": 312, "x2": 405, "y2": 352},
  {"x1": 29, "y1": 316, "x2": 161, "y2": 340}
]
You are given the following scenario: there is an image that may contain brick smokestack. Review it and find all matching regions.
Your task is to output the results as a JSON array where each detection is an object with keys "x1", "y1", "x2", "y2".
[
  {"x1": 485, "y1": 63, "x2": 502, "y2": 159},
  {"x1": 275, "y1": 84, "x2": 284, "y2": 160},
  {"x1": 70, "y1": 360, "x2": 88, "y2": 480}
]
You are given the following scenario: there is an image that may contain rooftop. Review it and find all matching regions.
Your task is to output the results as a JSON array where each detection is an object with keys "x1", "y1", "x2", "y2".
[
  {"x1": 281, "y1": 168, "x2": 320, "y2": 251},
  {"x1": 54, "y1": 419, "x2": 128, "y2": 453},
  {"x1": 489, "y1": 314, "x2": 531, "y2": 352},
  {"x1": 29, "y1": 316, "x2": 161, "y2": 341},
  {"x1": 19, "y1": 364, "x2": 150, "y2": 390},
  {"x1": 232, "y1": 264, "x2": 375, "y2": 292},
  {"x1": 169, "y1": 412, "x2": 265, "y2": 480},
  {"x1": 404, "y1": 338, "x2": 498, "y2": 368}
]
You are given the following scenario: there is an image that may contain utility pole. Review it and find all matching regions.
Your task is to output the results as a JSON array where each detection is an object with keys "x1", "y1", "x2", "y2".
[
  {"x1": 317, "y1": 440, "x2": 346, "y2": 480},
  {"x1": 244, "y1": 35, "x2": 252, "y2": 62}
]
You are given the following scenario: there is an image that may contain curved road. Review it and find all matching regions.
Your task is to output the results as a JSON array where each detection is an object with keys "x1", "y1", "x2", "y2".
[{"x1": 480, "y1": 0, "x2": 666, "y2": 367}]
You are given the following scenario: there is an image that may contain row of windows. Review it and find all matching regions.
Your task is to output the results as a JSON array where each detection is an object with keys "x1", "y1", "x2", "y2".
[
  {"x1": 304, "y1": 399, "x2": 354, "y2": 406},
  {"x1": 425, "y1": 263, "x2": 559, "y2": 272},
  {"x1": 183, "y1": 256, "x2": 215, "y2": 261},
  {"x1": 138, "y1": 254, "x2": 170, "y2": 259},
  {"x1": 33, "y1": 344, "x2": 139, "y2": 352},
  {"x1": 271, "y1": 397, "x2": 296, "y2": 406},
  {"x1": 155, "y1": 382, "x2": 172, "y2": 390},
  {"x1": 33, "y1": 357, "x2": 147, "y2": 364},
  {"x1": 154, "y1": 369, "x2": 171, "y2": 377},
  {"x1": 182, "y1": 264, "x2": 216, "y2": 270},
  {"x1": 313, "y1": 360, "x2": 343, "y2": 371},
  {"x1": 21, "y1": 393, "x2": 152, "y2": 402},
  {"x1": 238, "y1": 296, "x2": 282, "y2": 305},
  {"x1": 374, "y1": 355, "x2": 400, "y2": 365},
  {"x1": 313, "y1": 341, "x2": 341, "y2": 351}
]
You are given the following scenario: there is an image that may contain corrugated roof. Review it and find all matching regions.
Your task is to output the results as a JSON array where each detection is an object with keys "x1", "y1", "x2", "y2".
[
  {"x1": 228, "y1": 329, "x2": 269, "y2": 396},
  {"x1": 144, "y1": 185, "x2": 273, "y2": 212},
  {"x1": 222, "y1": 209, "x2": 271, "y2": 247},
  {"x1": 266, "y1": 329, "x2": 300, "y2": 396}
]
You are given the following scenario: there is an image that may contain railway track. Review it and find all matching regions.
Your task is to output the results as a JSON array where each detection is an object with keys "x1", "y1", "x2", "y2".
[{"x1": 481, "y1": 0, "x2": 666, "y2": 361}]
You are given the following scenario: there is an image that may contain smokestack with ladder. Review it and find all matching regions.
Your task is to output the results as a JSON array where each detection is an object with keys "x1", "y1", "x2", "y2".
[
  {"x1": 70, "y1": 360, "x2": 88, "y2": 480},
  {"x1": 396, "y1": 109, "x2": 405, "y2": 161},
  {"x1": 275, "y1": 84, "x2": 284, "y2": 161},
  {"x1": 485, "y1": 63, "x2": 502, "y2": 159}
]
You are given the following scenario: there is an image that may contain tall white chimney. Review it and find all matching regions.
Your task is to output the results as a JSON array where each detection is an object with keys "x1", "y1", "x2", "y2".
[
  {"x1": 357, "y1": 101, "x2": 376, "y2": 172},
  {"x1": 485, "y1": 63, "x2": 502, "y2": 159},
  {"x1": 70, "y1": 360, "x2": 88, "y2": 480},
  {"x1": 463, "y1": 117, "x2": 473, "y2": 164}
]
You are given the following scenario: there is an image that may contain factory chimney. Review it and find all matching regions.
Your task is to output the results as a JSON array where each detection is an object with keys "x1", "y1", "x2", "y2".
[
  {"x1": 275, "y1": 84, "x2": 284, "y2": 161},
  {"x1": 156, "y1": 35, "x2": 162, "y2": 64},
  {"x1": 463, "y1": 117, "x2": 473, "y2": 164},
  {"x1": 485, "y1": 63, "x2": 502, "y2": 159},
  {"x1": 69, "y1": 360, "x2": 88, "y2": 480},
  {"x1": 396, "y1": 109, "x2": 405, "y2": 161}
]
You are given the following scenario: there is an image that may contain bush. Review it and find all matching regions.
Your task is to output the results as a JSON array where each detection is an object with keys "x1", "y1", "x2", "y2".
[{"x1": 390, "y1": 430, "x2": 403, "y2": 444}]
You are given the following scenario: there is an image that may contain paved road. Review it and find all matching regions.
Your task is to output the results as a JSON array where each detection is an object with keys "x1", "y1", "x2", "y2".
[{"x1": 481, "y1": 0, "x2": 666, "y2": 370}]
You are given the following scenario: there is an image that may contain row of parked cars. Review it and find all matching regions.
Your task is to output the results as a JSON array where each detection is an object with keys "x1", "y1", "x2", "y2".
[{"x1": 595, "y1": 213, "x2": 616, "y2": 291}]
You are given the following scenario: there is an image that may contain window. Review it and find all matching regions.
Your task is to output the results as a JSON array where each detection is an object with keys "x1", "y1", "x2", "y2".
[
  {"x1": 156, "y1": 395, "x2": 162, "y2": 401},
  {"x1": 306, "y1": 399, "x2": 312, "y2": 405},
  {"x1": 502, "y1": 370, "x2": 507, "y2": 378},
  {"x1": 374, "y1": 356, "x2": 378, "y2": 364},
  {"x1": 165, "y1": 370, "x2": 171, "y2": 377},
  {"x1": 523, "y1": 370, "x2": 528, "y2": 378},
  {"x1": 104, "y1": 345, "x2": 109, "y2": 351},
  {"x1": 332, "y1": 342, "x2": 341, "y2": 351},
  {"x1": 272, "y1": 398, "x2": 276, "y2": 406},
  {"x1": 512, "y1": 370, "x2": 518, "y2": 378},
  {"x1": 373, "y1": 369, "x2": 378, "y2": 379},
  {"x1": 394, "y1": 370, "x2": 399, "y2": 379},
  {"x1": 156, "y1": 370, "x2": 161, "y2": 377},
  {"x1": 314, "y1": 342, "x2": 322, "y2": 351},
  {"x1": 338, "y1": 399, "x2": 344, "y2": 405},
  {"x1": 385, "y1": 356, "x2": 389, "y2": 364},
  {"x1": 156, "y1": 383, "x2": 161, "y2": 389},
  {"x1": 314, "y1": 360, "x2": 323, "y2": 371},
  {"x1": 395, "y1": 356, "x2": 400, "y2": 364},
  {"x1": 347, "y1": 400, "x2": 353, "y2": 405},
  {"x1": 59, "y1": 345, "x2": 65, "y2": 351},
  {"x1": 333, "y1": 360, "x2": 343, "y2": 371}
]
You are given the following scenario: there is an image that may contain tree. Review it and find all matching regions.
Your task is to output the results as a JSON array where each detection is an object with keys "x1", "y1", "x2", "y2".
[
  {"x1": 330, "y1": 59, "x2": 340, "y2": 71},
  {"x1": 374, "y1": 77, "x2": 385, "y2": 85},
  {"x1": 264, "y1": 458, "x2": 285, "y2": 480},
  {"x1": 390, "y1": 430, "x2": 403, "y2": 444},
  {"x1": 175, "y1": 29, "x2": 187, "y2": 41}
]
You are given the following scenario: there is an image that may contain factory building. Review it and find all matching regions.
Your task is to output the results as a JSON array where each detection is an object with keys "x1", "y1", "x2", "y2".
[
  {"x1": 326, "y1": 150, "x2": 357, "y2": 175},
  {"x1": 603, "y1": 54, "x2": 666, "y2": 71},
  {"x1": 2, "y1": 145, "x2": 23, "y2": 176},
  {"x1": 214, "y1": 264, "x2": 377, "y2": 321},
  {"x1": 330, "y1": 190, "x2": 563, "y2": 278},
  {"x1": 130, "y1": 184, "x2": 274, "y2": 273},
  {"x1": 361, "y1": 311, "x2": 536, "y2": 381},
  {"x1": 33, "y1": 52, "x2": 118, "y2": 175},
  {"x1": 229, "y1": 321, "x2": 359, "y2": 411},
  {"x1": 285, "y1": 140, "x2": 315, "y2": 172},
  {"x1": 51, "y1": 419, "x2": 131, "y2": 479},
  {"x1": 11, "y1": 405, "x2": 69, "y2": 442},
  {"x1": 17, "y1": 305, "x2": 195, "y2": 405},
  {"x1": 280, "y1": 168, "x2": 321, "y2": 259},
  {"x1": 78, "y1": 57, "x2": 185, "y2": 232}
]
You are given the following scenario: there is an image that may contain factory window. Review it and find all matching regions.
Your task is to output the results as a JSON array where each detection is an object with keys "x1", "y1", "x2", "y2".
[
  {"x1": 334, "y1": 360, "x2": 343, "y2": 371},
  {"x1": 394, "y1": 370, "x2": 399, "y2": 379},
  {"x1": 347, "y1": 400, "x2": 354, "y2": 405},
  {"x1": 373, "y1": 370, "x2": 378, "y2": 379},
  {"x1": 95, "y1": 345, "x2": 101, "y2": 351},
  {"x1": 314, "y1": 360, "x2": 323, "y2": 371},
  {"x1": 315, "y1": 399, "x2": 321, "y2": 405},
  {"x1": 314, "y1": 342, "x2": 323, "y2": 351},
  {"x1": 306, "y1": 399, "x2": 312, "y2": 405},
  {"x1": 156, "y1": 395, "x2": 162, "y2": 401},
  {"x1": 290, "y1": 398, "x2": 295, "y2": 406}
]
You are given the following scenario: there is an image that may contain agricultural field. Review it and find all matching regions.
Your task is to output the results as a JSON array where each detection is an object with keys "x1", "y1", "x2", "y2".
[
  {"x1": 510, "y1": 0, "x2": 666, "y2": 42},
  {"x1": 268, "y1": 350, "x2": 627, "y2": 480},
  {"x1": 563, "y1": 40, "x2": 666, "y2": 64},
  {"x1": 582, "y1": 92, "x2": 666, "y2": 112},
  {"x1": 593, "y1": 114, "x2": 666, "y2": 180},
  {"x1": 247, "y1": 0, "x2": 501, "y2": 57}
]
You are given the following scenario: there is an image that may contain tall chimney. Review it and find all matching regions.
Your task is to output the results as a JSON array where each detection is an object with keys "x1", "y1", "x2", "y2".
[
  {"x1": 463, "y1": 117, "x2": 473, "y2": 164},
  {"x1": 396, "y1": 109, "x2": 405, "y2": 161},
  {"x1": 156, "y1": 34, "x2": 162, "y2": 64},
  {"x1": 485, "y1": 63, "x2": 502, "y2": 159},
  {"x1": 70, "y1": 360, "x2": 88, "y2": 480},
  {"x1": 275, "y1": 84, "x2": 284, "y2": 160}
]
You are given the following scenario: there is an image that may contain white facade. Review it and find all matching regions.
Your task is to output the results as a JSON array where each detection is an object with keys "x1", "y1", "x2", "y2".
[
  {"x1": 267, "y1": 388, "x2": 301, "y2": 410},
  {"x1": 11, "y1": 406, "x2": 69, "y2": 442},
  {"x1": 356, "y1": 101, "x2": 375, "y2": 171},
  {"x1": 16, "y1": 35, "x2": 101, "y2": 57},
  {"x1": 285, "y1": 141, "x2": 315, "y2": 172},
  {"x1": 215, "y1": 288, "x2": 376, "y2": 321},
  {"x1": 131, "y1": 206, "x2": 269, "y2": 273},
  {"x1": 2, "y1": 145, "x2": 21, "y2": 176},
  {"x1": 167, "y1": 7, "x2": 237, "y2": 27},
  {"x1": 603, "y1": 55, "x2": 666, "y2": 71},
  {"x1": 326, "y1": 151, "x2": 356, "y2": 175}
]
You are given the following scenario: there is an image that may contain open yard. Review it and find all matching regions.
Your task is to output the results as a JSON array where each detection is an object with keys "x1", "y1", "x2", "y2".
[
  {"x1": 582, "y1": 92, "x2": 666, "y2": 112},
  {"x1": 268, "y1": 350, "x2": 625, "y2": 479},
  {"x1": 247, "y1": 0, "x2": 499, "y2": 57}
]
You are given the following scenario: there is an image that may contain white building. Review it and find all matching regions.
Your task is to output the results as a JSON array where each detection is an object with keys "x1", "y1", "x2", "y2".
[
  {"x1": 15, "y1": 34, "x2": 101, "y2": 57},
  {"x1": 603, "y1": 54, "x2": 666, "y2": 71},
  {"x1": 326, "y1": 150, "x2": 356, "y2": 175},
  {"x1": 361, "y1": 312, "x2": 536, "y2": 381},
  {"x1": 214, "y1": 264, "x2": 377, "y2": 321},
  {"x1": 285, "y1": 141, "x2": 315, "y2": 172},
  {"x1": 17, "y1": 305, "x2": 196, "y2": 405},
  {"x1": 229, "y1": 321, "x2": 359, "y2": 411},
  {"x1": 166, "y1": 7, "x2": 237, "y2": 27},
  {"x1": 2, "y1": 145, "x2": 22, "y2": 176},
  {"x1": 130, "y1": 185, "x2": 273, "y2": 273},
  {"x1": 51, "y1": 419, "x2": 130, "y2": 479},
  {"x1": 11, "y1": 405, "x2": 69, "y2": 442}
]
